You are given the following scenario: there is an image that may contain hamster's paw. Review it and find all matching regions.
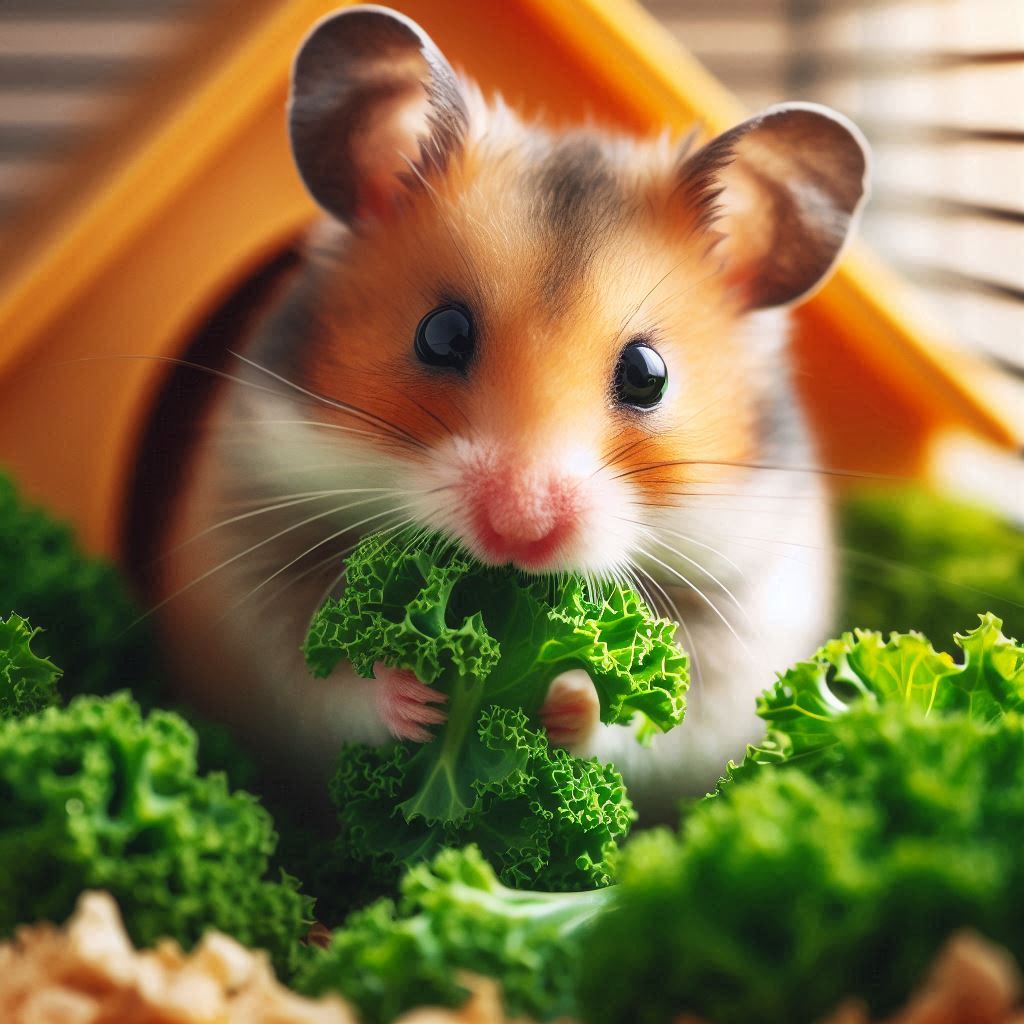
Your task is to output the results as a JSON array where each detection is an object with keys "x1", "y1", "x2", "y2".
[
  {"x1": 541, "y1": 669, "x2": 601, "y2": 751},
  {"x1": 372, "y1": 661, "x2": 448, "y2": 742}
]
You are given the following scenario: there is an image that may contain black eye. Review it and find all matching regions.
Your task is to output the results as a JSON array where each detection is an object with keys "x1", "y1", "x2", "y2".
[
  {"x1": 614, "y1": 342, "x2": 667, "y2": 409},
  {"x1": 414, "y1": 304, "x2": 474, "y2": 371}
]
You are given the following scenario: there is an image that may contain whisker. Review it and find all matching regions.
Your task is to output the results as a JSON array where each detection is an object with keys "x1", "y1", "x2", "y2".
[
  {"x1": 615, "y1": 458, "x2": 916, "y2": 485},
  {"x1": 635, "y1": 544, "x2": 752, "y2": 661},
  {"x1": 620, "y1": 559, "x2": 656, "y2": 612},
  {"x1": 59, "y1": 353, "x2": 299, "y2": 402},
  {"x1": 404, "y1": 393, "x2": 457, "y2": 439},
  {"x1": 631, "y1": 486, "x2": 825, "y2": 500},
  {"x1": 631, "y1": 498, "x2": 817, "y2": 515},
  {"x1": 232, "y1": 351, "x2": 428, "y2": 452},
  {"x1": 625, "y1": 556, "x2": 704, "y2": 695},
  {"x1": 254, "y1": 514, "x2": 417, "y2": 615},
  {"x1": 310, "y1": 515, "x2": 421, "y2": 613},
  {"x1": 594, "y1": 389, "x2": 744, "y2": 481},
  {"x1": 217, "y1": 503, "x2": 416, "y2": 622},
  {"x1": 67, "y1": 354, "x2": 430, "y2": 458},
  {"x1": 635, "y1": 528, "x2": 753, "y2": 627},
  {"x1": 269, "y1": 510, "x2": 433, "y2": 623},
  {"x1": 659, "y1": 520, "x2": 1024, "y2": 615},
  {"x1": 620, "y1": 265, "x2": 732, "y2": 350},
  {"x1": 620, "y1": 515, "x2": 746, "y2": 581},
  {"x1": 134, "y1": 492, "x2": 402, "y2": 627},
  {"x1": 228, "y1": 418, "x2": 398, "y2": 443},
  {"x1": 831, "y1": 548, "x2": 1024, "y2": 613},
  {"x1": 593, "y1": 435, "x2": 655, "y2": 479},
  {"x1": 613, "y1": 259, "x2": 721, "y2": 350},
  {"x1": 161, "y1": 488, "x2": 405, "y2": 557},
  {"x1": 229, "y1": 487, "x2": 365, "y2": 509}
]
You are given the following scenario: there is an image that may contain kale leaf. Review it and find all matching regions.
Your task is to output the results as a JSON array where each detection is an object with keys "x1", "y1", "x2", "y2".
[
  {"x1": 0, "y1": 613, "x2": 60, "y2": 719},
  {"x1": 305, "y1": 529, "x2": 687, "y2": 894},
  {"x1": 0, "y1": 692, "x2": 313, "y2": 977},
  {"x1": 296, "y1": 845, "x2": 611, "y2": 1023}
]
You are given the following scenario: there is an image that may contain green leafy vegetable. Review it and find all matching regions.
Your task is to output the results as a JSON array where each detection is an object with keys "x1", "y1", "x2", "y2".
[
  {"x1": 330, "y1": 704, "x2": 633, "y2": 893},
  {"x1": 0, "y1": 471, "x2": 161, "y2": 704},
  {"x1": 0, "y1": 613, "x2": 60, "y2": 719},
  {"x1": 305, "y1": 529, "x2": 687, "y2": 892},
  {"x1": 306, "y1": 532, "x2": 688, "y2": 734},
  {"x1": 579, "y1": 619, "x2": 1024, "y2": 1024},
  {"x1": 0, "y1": 691, "x2": 312, "y2": 977},
  {"x1": 731, "y1": 613, "x2": 1024, "y2": 777},
  {"x1": 296, "y1": 845, "x2": 611, "y2": 1023},
  {"x1": 840, "y1": 485, "x2": 1023, "y2": 642},
  {"x1": 0, "y1": 469, "x2": 258, "y2": 786}
]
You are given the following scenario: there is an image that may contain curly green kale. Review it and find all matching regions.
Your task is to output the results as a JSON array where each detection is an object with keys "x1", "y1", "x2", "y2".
[
  {"x1": 0, "y1": 471, "x2": 161, "y2": 704},
  {"x1": 306, "y1": 532, "x2": 688, "y2": 736},
  {"x1": 0, "y1": 692, "x2": 312, "y2": 977},
  {"x1": 296, "y1": 845, "x2": 611, "y2": 1024},
  {"x1": 0, "y1": 470, "x2": 260, "y2": 785},
  {"x1": 840, "y1": 485, "x2": 1023, "y2": 641},
  {"x1": 579, "y1": 618, "x2": 1024, "y2": 1024},
  {"x1": 729, "y1": 613, "x2": 1024, "y2": 778},
  {"x1": 331, "y1": 704, "x2": 633, "y2": 894},
  {"x1": 305, "y1": 530, "x2": 687, "y2": 892},
  {"x1": 0, "y1": 613, "x2": 60, "y2": 719},
  {"x1": 581, "y1": 704, "x2": 1024, "y2": 1024}
]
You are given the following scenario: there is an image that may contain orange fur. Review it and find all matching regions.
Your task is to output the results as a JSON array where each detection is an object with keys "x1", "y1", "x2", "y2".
[{"x1": 300, "y1": 105, "x2": 762, "y2": 503}]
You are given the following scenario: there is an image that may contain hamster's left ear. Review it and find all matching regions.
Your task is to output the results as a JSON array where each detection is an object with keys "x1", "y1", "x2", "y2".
[
  {"x1": 288, "y1": 5, "x2": 467, "y2": 224},
  {"x1": 678, "y1": 103, "x2": 870, "y2": 308}
]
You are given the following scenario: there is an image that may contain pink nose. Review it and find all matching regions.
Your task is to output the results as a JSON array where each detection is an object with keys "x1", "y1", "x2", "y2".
[
  {"x1": 471, "y1": 466, "x2": 577, "y2": 567},
  {"x1": 486, "y1": 473, "x2": 556, "y2": 542}
]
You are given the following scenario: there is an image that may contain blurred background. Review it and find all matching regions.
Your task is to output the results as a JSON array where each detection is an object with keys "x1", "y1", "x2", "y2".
[
  {"x1": 652, "y1": 0, "x2": 1024, "y2": 381},
  {"x1": 0, "y1": 0, "x2": 1020, "y2": 381}
]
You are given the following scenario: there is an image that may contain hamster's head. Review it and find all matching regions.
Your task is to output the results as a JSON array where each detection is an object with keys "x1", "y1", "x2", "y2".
[{"x1": 269, "y1": 6, "x2": 869, "y2": 581}]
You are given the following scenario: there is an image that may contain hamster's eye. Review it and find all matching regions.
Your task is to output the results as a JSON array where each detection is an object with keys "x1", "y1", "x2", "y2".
[
  {"x1": 614, "y1": 342, "x2": 667, "y2": 410},
  {"x1": 414, "y1": 304, "x2": 474, "y2": 371}
]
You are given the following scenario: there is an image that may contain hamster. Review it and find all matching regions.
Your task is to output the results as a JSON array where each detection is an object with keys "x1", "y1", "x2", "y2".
[{"x1": 153, "y1": 5, "x2": 869, "y2": 820}]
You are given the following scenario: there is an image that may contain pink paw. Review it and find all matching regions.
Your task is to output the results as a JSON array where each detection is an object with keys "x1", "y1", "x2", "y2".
[
  {"x1": 541, "y1": 669, "x2": 600, "y2": 750},
  {"x1": 373, "y1": 661, "x2": 448, "y2": 742}
]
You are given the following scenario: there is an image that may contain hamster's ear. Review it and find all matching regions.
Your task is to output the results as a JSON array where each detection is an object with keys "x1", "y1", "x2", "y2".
[
  {"x1": 288, "y1": 5, "x2": 468, "y2": 224},
  {"x1": 678, "y1": 103, "x2": 869, "y2": 308}
]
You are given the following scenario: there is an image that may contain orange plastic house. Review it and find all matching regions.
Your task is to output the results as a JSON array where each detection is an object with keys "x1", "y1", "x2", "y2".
[{"x1": 0, "y1": 0, "x2": 1017, "y2": 559}]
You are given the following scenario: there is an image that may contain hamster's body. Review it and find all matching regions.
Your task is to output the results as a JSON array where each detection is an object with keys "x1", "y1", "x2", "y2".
[{"x1": 154, "y1": 6, "x2": 865, "y2": 819}]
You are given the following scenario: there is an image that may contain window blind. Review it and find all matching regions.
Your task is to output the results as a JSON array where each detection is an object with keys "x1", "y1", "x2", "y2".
[
  {"x1": 0, "y1": 0, "x2": 203, "y2": 228},
  {"x1": 645, "y1": 0, "x2": 1024, "y2": 379}
]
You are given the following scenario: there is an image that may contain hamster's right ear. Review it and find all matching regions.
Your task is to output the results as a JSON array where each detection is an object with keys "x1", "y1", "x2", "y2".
[{"x1": 288, "y1": 5, "x2": 468, "y2": 225}]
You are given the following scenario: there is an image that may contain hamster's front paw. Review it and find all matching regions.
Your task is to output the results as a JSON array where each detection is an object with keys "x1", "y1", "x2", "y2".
[
  {"x1": 541, "y1": 669, "x2": 600, "y2": 751},
  {"x1": 372, "y1": 661, "x2": 448, "y2": 742}
]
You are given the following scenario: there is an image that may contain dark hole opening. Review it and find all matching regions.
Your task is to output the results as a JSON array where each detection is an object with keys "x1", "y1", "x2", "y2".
[{"x1": 121, "y1": 243, "x2": 305, "y2": 605}]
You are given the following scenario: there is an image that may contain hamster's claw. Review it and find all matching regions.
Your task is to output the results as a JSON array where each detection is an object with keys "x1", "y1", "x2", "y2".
[
  {"x1": 541, "y1": 669, "x2": 600, "y2": 751},
  {"x1": 372, "y1": 661, "x2": 448, "y2": 742}
]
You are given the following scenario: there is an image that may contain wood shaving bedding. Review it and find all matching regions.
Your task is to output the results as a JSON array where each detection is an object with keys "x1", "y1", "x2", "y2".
[
  {"x1": 825, "y1": 932, "x2": 1024, "y2": 1024},
  {"x1": 0, "y1": 893, "x2": 540, "y2": 1024},
  {"x1": 4, "y1": 894, "x2": 1021, "y2": 1024},
  {"x1": 396, "y1": 977, "x2": 541, "y2": 1024},
  {"x1": 0, "y1": 891, "x2": 353, "y2": 1024},
  {"x1": 674, "y1": 932, "x2": 1024, "y2": 1024}
]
